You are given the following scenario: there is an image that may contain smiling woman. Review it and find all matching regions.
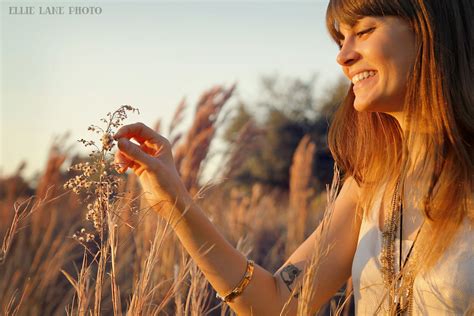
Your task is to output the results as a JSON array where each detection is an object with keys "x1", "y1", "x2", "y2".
[
  {"x1": 113, "y1": 0, "x2": 473, "y2": 315},
  {"x1": 326, "y1": 0, "x2": 474, "y2": 314}
]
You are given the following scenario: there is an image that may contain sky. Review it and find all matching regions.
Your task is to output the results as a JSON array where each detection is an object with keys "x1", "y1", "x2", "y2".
[{"x1": 1, "y1": 0, "x2": 344, "y2": 181}]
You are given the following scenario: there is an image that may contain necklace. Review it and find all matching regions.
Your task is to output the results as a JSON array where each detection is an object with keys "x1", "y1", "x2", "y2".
[{"x1": 380, "y1": 177, "x2": 423, "y2": 315}]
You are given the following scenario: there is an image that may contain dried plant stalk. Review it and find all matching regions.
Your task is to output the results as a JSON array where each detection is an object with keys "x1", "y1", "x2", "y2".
[
  {"x1": 287, "y1": 134, "x2": 316, "y2": 256},
  {"x1": 1, "y1": 198, "x2": 33, "y2": 264},
  {"x1": 63, "y1": 105, "x2": 139, "y2": 315},
  {"x1": 173, "y1": 84, "x2": 236, "y2": 195}
]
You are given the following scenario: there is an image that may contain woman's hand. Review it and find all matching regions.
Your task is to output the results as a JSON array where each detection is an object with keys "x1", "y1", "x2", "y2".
[{"x1": 114, "y1": 122, "x2": 193, "y2": 216}]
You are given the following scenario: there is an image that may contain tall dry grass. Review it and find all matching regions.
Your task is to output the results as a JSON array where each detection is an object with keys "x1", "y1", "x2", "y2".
[
  {"x1": 174, "y1": 84, "x2": 236, "y2": 196},
  {"x1": 1, "y1": 84, "x2": 352, "y2": 315},
  {"x1": 1, "y1": 139, "x2": 82, "y2": 315},
  {"x1": 287, "y1": 134, "x2": 317, "y2": 257}
]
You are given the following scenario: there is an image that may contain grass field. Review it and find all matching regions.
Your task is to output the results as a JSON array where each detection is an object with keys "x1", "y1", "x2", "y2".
[{"x1": 0, "y1": 85, "x2": 352, "y2": 315}]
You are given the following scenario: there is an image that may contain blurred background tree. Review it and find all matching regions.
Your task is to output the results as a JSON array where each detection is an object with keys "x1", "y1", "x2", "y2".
[{"x1": 221, "y1": 73, "x2": 349, "y2": 192}]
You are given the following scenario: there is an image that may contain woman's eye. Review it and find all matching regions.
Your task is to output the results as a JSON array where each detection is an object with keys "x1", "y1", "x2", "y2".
[
  {"x1": 337, "y1": 27, "x2": 374, "y2": 49},
  {"x1": 356, "y1": 27, "x2": 375, "y2": 37}
]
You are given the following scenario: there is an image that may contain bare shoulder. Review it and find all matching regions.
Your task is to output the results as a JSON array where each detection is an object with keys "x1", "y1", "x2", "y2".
[
  {"x1": 328, "y1": 175, "x2": 362, "y2": 237},
  {"x1": 338, "y1": 175, "x2": 361, "y2": 203},
  {"x1": 325, "y1": 175, "x2": 361, "y2": 224}
]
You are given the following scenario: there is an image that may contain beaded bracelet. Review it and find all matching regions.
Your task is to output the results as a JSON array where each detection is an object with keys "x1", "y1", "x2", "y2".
[{"x1": 216, "y1": 260, "x2": 255, "y2": 303}]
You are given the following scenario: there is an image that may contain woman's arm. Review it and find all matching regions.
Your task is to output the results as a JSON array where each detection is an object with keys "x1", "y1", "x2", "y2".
[
  {"x1": 273, "y1": 175, "x2": 361, "y2": 315},
  {"x1": 114, "y1": 122, "x2": 361, "y2": 315}
]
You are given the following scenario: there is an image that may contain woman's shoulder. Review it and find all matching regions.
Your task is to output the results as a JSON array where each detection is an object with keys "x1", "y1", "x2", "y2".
[{"x1": 340, "y1": 175, "x2": 361, "y2": 200}]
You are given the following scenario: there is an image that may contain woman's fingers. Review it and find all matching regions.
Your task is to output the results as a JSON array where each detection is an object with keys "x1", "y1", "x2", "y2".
[
  {"x1": 114, "y1": 151, "x2": 133, "y2": 173},
  {"x1": 117, "y1": 138, "x2": 154, "y2": 168},
  {"x1": 114, "y1": 122, "x2": 153, "y2": 142},
  {"x1": 114, "y1": 122, "x2": 172, "y2": 173},
  {"x1": 114, "y1": 122, "x2": 166, "y2": 145}
]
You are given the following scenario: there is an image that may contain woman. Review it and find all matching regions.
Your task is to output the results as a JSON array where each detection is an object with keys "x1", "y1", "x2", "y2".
[{"x1": 114, "y1": 0, "x2": 473, "y2": 314}]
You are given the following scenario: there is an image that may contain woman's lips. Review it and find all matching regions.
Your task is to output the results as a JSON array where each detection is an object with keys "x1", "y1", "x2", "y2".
[{"x1": 353, "y1": 73, "x2": 378, "y2": 92}]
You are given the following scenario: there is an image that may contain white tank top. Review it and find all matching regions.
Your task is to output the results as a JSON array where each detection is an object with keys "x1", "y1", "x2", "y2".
[{"x1": 351, "y1": 184, "x2": 474, "y2": 315}]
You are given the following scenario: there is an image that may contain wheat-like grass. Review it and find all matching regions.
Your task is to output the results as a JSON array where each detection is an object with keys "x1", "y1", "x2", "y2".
[
  {"x1": 174, "y1": 84, "x2": 236, "y2": 195},
  {"x1": 287, "y1": 134, "x2": 317, "y2": 257}
]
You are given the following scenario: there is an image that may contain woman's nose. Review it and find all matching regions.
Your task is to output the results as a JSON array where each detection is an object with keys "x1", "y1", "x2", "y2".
[{"x1": 336, "y1": 41, "x2": 360, "y2": 66}]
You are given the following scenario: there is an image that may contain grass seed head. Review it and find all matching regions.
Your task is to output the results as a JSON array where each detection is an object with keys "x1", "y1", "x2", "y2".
[{"x1": 64, "y1": 105, "x2": 139, "y2": 234}]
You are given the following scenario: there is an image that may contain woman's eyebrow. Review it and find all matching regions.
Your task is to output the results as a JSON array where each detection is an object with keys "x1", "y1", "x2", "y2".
[{"x1": 338, "y1": 20, "x2": 363, "y2": 39}]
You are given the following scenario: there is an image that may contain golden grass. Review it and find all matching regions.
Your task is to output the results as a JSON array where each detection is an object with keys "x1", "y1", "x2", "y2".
[
  {"x1": 287, "y1": 134, "x2": 317, "y2": 257},
  {"x1": 0, "y1": 85, "x2": 352, "y2": 315}
]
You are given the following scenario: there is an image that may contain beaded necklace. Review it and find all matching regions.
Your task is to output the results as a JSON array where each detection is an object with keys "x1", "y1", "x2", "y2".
[{"x1": 380, "y1": 177, "x2": 424, "y2": 315}]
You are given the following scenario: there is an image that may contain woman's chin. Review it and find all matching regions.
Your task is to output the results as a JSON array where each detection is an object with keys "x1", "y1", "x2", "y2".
[
  {"x1": 353, "y1": 100, "x2": 371, "y2": 112},
  {"x1": 353, "y1": 97, "x2": 386, "y2": 113}
]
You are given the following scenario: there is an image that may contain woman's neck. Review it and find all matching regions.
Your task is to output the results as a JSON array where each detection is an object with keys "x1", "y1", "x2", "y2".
[{"x1": 387, "y1": 110, "x2": 429, "y2": 171}]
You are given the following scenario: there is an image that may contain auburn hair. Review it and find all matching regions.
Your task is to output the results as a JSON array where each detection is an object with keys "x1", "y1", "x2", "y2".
[{"x1": 326, "y1": 0, "x2": 473, "y2": 270}]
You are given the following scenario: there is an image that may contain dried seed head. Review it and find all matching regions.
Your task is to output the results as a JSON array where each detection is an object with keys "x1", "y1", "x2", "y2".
[
  {"x1": 101, "y1": 133, "x2": 114, "y2": 151},
  {"x1": 85, "y1": 233, "x2": 95, "y2": 242},
  {"x1": 72, "y1": 228, "x2": 95, "y2": 243},
  {"x1": 65, "y1": 105, "x2": 139, "y2": 238}
]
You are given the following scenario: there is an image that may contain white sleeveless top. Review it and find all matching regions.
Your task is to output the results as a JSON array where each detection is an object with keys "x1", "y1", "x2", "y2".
[{"x1": 352, "y1": 184, "x2": 474, "y2": 315}]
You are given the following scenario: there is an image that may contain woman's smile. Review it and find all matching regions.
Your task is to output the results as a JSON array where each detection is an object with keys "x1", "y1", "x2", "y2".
[{"x1": 352, "y1": 71, "x2": 378, "y2": 92}]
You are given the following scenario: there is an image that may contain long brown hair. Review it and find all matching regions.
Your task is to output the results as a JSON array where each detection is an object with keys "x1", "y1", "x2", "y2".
[{"x1": 326, "y1": 0, "x2": 473, "y2": 270}]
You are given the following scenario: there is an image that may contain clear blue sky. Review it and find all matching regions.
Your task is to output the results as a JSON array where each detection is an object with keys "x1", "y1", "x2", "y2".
[{"x1": 1, "y1": 0, "x2": 344, "y2": 180}]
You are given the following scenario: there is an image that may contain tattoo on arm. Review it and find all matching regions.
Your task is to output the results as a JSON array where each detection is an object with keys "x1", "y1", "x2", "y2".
[{"x1": 279, "y1": 264, "x2": 302, "y2": 297}]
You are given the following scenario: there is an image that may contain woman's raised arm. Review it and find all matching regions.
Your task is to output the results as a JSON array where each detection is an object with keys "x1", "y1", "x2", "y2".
[{"x1": 114, "y1": 122, "x2": 361, "y2": 315}]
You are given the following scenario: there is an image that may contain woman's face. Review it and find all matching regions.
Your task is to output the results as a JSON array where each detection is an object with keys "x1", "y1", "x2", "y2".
[{"x1": 336, "y1": 16, "x2": 416, "y2": 114}]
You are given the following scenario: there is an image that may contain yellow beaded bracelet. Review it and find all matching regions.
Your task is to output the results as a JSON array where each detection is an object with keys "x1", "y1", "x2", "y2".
[{"x1": 216, "y1": 260, "x2": 255, "y2": 303}]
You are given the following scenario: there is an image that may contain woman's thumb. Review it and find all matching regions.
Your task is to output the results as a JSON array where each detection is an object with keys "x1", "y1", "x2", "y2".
[{"x1": 117, "y1": 138, "x2": 153, "y2": 167}]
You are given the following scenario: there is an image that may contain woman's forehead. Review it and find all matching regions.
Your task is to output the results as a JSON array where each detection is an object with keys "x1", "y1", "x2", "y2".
[{"x1": 336, "y1": 16, "x2": 379, "y2": 33}]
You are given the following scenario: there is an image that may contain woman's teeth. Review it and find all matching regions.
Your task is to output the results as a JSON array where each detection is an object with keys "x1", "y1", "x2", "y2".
[{"x1": 352, "y1": 71, "x2": 377, "y2": 85}]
